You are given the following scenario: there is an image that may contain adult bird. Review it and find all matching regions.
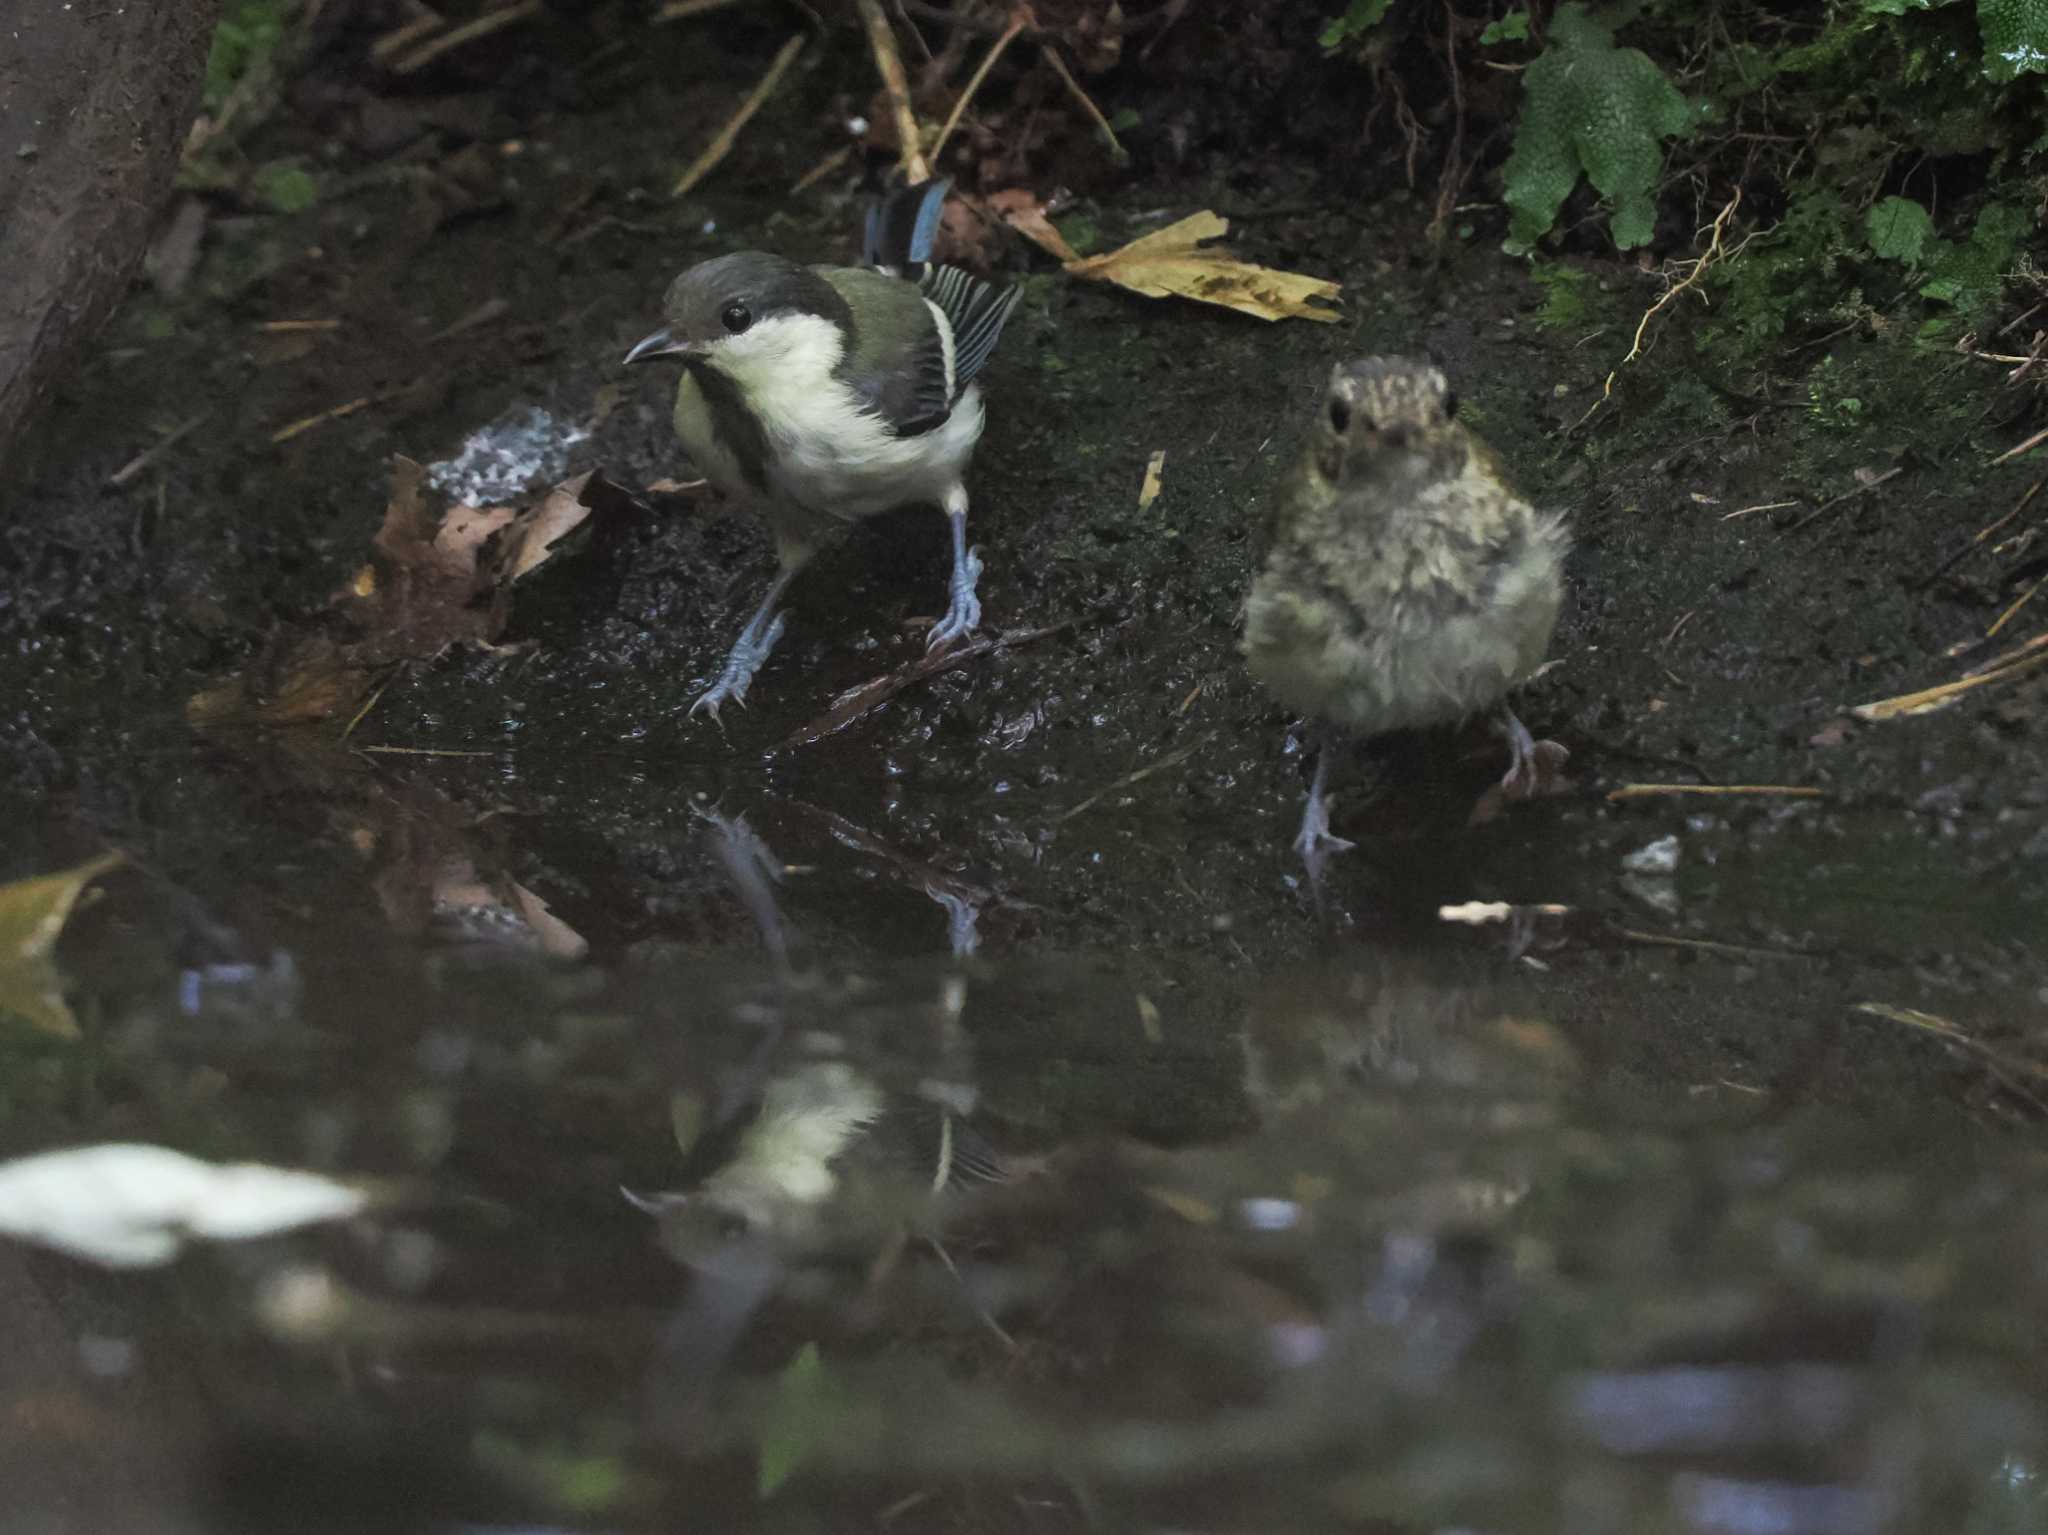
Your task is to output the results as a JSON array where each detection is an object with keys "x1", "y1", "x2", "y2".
[{"x1": 625, "y1": 180, "x2": 1022, "y2": 719}]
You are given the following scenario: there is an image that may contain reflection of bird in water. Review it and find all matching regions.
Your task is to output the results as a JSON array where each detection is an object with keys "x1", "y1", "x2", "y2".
[
  {"x1": 628, "y1": 1050, "x2": 1012, "y2": 1438},
  {"x1": 630, "y1": 1059, "x2": 1013, "y2": 1262}
]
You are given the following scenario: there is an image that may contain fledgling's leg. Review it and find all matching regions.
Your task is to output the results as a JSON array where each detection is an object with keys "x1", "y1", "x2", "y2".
[
  {"x1": 926, "y1": 482, "x2": 983, "y2": 650},
  {"x1": 1295, "y1": 738, "x2": 1357, "y2": 860},
  {"x1": 1497, "y1": 704, "x2": 1567, "y2": 796},
  {"x1": 691, "y1": 566, "x2": 799, "y2": 721}
]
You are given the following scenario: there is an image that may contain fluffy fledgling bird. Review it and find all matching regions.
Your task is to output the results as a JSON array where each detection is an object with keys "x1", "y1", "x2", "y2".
[
  {"x1": 1243, "y1": 356, "x2": 1569, "y2": 863},
  {"x1": 625, "y1": 180, "x2": 1022, "y2": 718}
]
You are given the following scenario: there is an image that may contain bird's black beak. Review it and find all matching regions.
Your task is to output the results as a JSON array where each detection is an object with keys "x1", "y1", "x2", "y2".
[{"x1": 624, "y1": 327, "x2": 695, "y2": 366}]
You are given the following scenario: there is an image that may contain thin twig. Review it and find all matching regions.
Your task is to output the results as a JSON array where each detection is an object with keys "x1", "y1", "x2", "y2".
[
  {"x1": 1426, "y1": 0, "x2": 1467, "y2": 245},
  {"x1": 1849, "y1": 630, "x2": 2048, "y2": 720},
  {"x1": 1927, "y1": 474, "x2": 2042, "y2": 581},
  {"x1": 930, "y1": 8, "x2": 1027, "y2": 165},
  {"x1": 653, "y1": 0, "x2": 744, "y2": 20},
  {"x1": 1617, "y1": 927, "x2": 1817, "y2": 961},
  {"x1": 390, "y1": 0, "x2": 540, "y2": 75},
  {"x1": 788, "y1": 143, "x2": 852, "y2": 195},
  {"x1": 672, "y1": 35, "x2": 806, "y2": 198},
  {"x1": 1606, "y1": 783, "x2": 1824, "y2": 802},
  {"x1": 1992, "y1": 424, "x2": 2048, "y2": 466},
  {"x1": 1056, "y1": 732, "x2": 1213, "y2": 825},
  {"x1": 855, "y1": 0, "x2": 932, "y2": 181},
  {"x1": 1720, "y1": 499, "x2": 1797, "y2": 522},
  {"x1": 1780, "y1": 466, "x2": 1903, "y2": 535},
  {"x1": 1988, "y1": 569, "x2": 2048, "y2": 638},
  {"x1": 107, "y1": 412, "x2": 209, "y2": 488},
  {"x1": 1040, "y1": 44, "x2": 1125, "y2": 162},
  {"x1": 271, "y1": 396, "x2": 371, "y2": 444},
  {"x1": 1854, "y1": 1002, "x2": 2048, "y2": 1118},
  {"x1": 355, "y1": 745, "x2": 495, "y2": 758}
]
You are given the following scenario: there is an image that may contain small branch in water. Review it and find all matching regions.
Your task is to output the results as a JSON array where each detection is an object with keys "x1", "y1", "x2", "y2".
[
  {"x1": 1855, "y1": 1002, "x2": 2048, "y2": 1118},
  {"x1": 1056, "y1": 731, "x2": 1214, "y2": 825},
  {"x1": 782, "y1": 621, "x2": 1070, "y2": 748},
  {"x1": 1616, "y1": 927, "x2": 1817, "y2": 962}
]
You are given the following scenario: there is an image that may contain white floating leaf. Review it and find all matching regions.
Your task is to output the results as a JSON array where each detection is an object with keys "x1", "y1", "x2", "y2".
[{"x1": 0, "y1": 1143, "x2": 368, "y2": 1269}]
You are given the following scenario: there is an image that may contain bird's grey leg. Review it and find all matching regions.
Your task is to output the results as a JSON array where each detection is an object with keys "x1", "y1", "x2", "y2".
[
  {"x1": 691, "y1": 567, "x2": 798, "y2": 721},
  {"x1": 926, "y1": 482, "x2": 983, "y2": 650},
  {"x1": 1295, "y1": 737, "x2": 1358, "y2": 861},
  {"x1": 1490, "y1": 708, "x2": 1564, "y2": 798}
]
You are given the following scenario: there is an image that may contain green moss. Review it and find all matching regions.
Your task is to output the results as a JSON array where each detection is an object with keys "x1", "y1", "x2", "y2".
[
  {"x1": 250, "y1": 163, "x2": 318, "y2": 214},
  {"x1": 1501, "y1": 4, "x2": 1697, "y2": 255}
]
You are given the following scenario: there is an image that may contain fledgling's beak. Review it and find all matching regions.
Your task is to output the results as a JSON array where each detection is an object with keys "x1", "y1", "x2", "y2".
[{"x1": 623, "y1": 327, "x2": 695, "y2": 366}]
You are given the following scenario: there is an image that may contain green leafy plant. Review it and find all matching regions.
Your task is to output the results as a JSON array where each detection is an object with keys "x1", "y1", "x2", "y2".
[
  {"x1": 1865, "y1": 194, "x2": 2029, "y2": 313},
  {"x1": 1501, "y1": 4, "x2": 1697, "y2": 254},
  {"x1": 1528, "y1": 261, "x2": 1595, "y2": 328},
  {"x1": 1321, "y1": 0, "x2": 1395, "y2": 51},
  {"x1": 1481, "y1": 9, "x2": 1531, "y2": 44},
  {"x1": 203, "y1": 0, "x2": 291, "y2": 113}
]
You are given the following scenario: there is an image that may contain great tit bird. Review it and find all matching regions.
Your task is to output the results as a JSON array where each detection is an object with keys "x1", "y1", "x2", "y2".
[
  {"x1": 625, "y1": 180, "x2": 1023, "y2": 719},
  {"x1": 1243, "y1": 357, "x2": 1569, "y2": 864}
]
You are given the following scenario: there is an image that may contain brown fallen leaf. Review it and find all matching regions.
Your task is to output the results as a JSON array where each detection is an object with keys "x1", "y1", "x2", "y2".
[
  {"x1": 190, "y1": 461, "x2": 647, "y2": 730},
  {"x1": 985, "y1": 187, "x2": 1082, "y2": 263},
  {"x1": 1064, "y1": 211, "x2": 1342, "y2": 323},
  {"x1": 0, "y1": 852, "x2": 125, "y2": 1039}
]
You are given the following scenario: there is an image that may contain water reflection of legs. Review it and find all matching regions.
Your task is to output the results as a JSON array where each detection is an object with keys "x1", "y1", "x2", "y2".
[{"x1": 695, "y1": 803, "x2": 790, "y2": 971}]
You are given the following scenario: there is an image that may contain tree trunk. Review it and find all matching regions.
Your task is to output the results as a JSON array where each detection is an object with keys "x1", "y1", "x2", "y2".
[{"x1": 0, "y1": 0, "x2": 219, "y2": 487}]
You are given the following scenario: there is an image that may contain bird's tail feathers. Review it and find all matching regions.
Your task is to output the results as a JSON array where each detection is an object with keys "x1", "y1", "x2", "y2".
[{"x1": 863, "y1": 178, "x2": 951, "y2": 270}]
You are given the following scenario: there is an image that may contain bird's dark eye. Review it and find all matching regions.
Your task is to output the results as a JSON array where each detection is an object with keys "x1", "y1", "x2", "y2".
[
  {"x1": 721, "y1": 301, "x2": 752, "y2": 334},
  {"x1": 1328, "y1": 397, "x2": 1351, "y2": 433},
  {"x1": 1442, "y1": 390, "x2": 1460, "y2": 420}
]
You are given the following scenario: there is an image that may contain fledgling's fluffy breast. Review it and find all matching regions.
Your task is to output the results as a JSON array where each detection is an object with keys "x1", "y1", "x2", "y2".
[{"x1": 1243, "y1": 356, "x2": 1568, "y2": 736}]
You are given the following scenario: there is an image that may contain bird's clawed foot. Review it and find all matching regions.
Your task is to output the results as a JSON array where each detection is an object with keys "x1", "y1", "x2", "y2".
[
  {"x1": 926, "y1": 545, "x2": 984, "y2": 651},
  {"x1": 1498, "y1": 707, "x2": 1570, "y2": 801},
  {"x1": 1293, "y1": 787, "x2": 1357, "y2": 862},
  {"x1": 690, "y1": 610, "x2": 787, "y2": 723}
]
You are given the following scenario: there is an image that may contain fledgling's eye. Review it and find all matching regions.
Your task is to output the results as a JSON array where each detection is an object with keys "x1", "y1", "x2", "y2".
[
  {"x1": 1328, "y1": 397, "x2": 1352, "y2": 433},
  {"x1": 1442, "y1": 390, "x2": 1460, "y2": 420},
  {"x1": 721, "y1": 301, "x2": 753, "y2": 334}
]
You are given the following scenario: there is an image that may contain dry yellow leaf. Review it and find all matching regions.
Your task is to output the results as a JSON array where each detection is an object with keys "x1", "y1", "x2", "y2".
[
  {"x1": 1064, "y1": 211, "x2": 1342, "y2": 323},
  {"x1": 0, "y1": 852, "x2": 124, "y2": 1038},
  {"x1": 1138, "y1": 449, "x2": 1165, "y2": 510}
]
